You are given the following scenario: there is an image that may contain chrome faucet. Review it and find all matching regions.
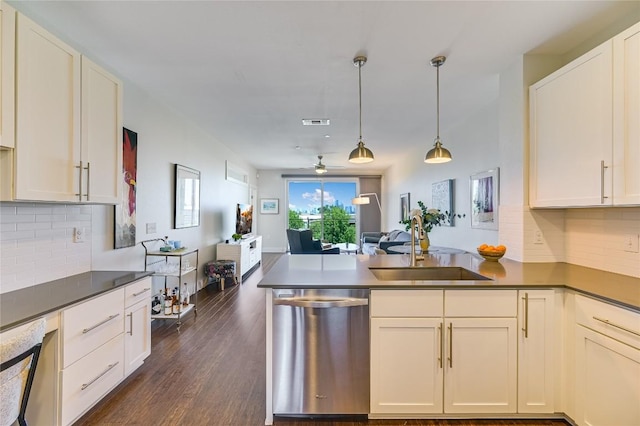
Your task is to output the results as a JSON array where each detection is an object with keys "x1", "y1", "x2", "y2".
[{"x1": 410, "y1": 213, "x2": 424, "y2": 267}]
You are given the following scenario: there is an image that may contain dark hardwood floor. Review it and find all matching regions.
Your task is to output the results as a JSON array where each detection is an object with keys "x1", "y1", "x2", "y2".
[{"x1": 76, "y1": 253, "x2": 569, "y2": 426}]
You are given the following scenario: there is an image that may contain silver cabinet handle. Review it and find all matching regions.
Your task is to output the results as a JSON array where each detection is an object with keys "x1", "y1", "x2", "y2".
[
  {"x1": 438, "y1": 322, "x2": 443, "y2": 369},
  {"x1": 84, "y1": 162, "x2": 91, "y2": 200},
  {"x1": 522, "y1": 292, "x2": 529, "y2": 338},
  {"x1": 447, "y1": 323, "x2": 453, "y2": 368},
  {"x1": 75, "y1": 161, "x2": 83, "y2": 201},
  {"x1": 81, "y1": 362, "x2": 119, "y2": 390},
  {"x1": 593, "y1": 316, "x2": 640, "y2": 337},
  {"x1": 132, "y1": 288, "x2": 151, "y2": 297},
  {"x1": 600, "y1": 160, "x2": 609, "y2": 204},
  {"x1": 82, "y1": 313, "x2": 120, "y2": 334},
  {"x1": 128, "y1": 312, "x2": 133, "y2": 336}
]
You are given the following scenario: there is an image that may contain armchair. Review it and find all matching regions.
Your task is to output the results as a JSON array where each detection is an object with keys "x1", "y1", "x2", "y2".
[{"x1": 286, "y1": 229, "x2": 340, "y2": 254}]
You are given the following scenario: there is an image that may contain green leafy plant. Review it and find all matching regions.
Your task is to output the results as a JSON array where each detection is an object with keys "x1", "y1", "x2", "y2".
[
  {"x1": 399, "y1": 200, "x2": 465, "y2": 233},
  {"x1": 232, "y1": 233, "x2": 242, "y2": 241}
]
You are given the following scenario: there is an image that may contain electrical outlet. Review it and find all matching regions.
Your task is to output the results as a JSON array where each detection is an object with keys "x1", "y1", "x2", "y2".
[
  {"x1": 146, "y1": 222, "x2": 157, "y2": 234},
  {"x1": 623, "y1": 234, "x2": 639, "y2": 253},
  {"x1": 533, "y1": 229, "x2": 544, "y2": 245},
  {"x1": 73, "y1": 227, "x2": 85, "y2": 243}
]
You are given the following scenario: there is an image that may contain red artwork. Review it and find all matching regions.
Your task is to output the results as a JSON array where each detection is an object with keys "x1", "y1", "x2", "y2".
[{"x1": 115, "y1": 128, "x2": 137, "y2": 249}]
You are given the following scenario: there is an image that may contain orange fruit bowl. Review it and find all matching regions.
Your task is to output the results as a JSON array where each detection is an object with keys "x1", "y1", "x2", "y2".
[{"x1": 477, "y1": 244, "x2": 506, "y2": 262}]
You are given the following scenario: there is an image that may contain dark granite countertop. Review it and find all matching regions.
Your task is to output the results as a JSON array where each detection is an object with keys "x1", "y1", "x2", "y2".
[
  {"x1": 0, "y1": 270, "x2": 153, "y2": 332},
  {"x1": 257, "y1": 253, "x2": 640, "y2": 312}
]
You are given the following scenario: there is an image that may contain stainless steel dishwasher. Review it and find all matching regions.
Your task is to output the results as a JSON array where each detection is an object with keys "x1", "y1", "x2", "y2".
[{"x1": 272, "y1": 288, "x2": 370, "y2": 416}]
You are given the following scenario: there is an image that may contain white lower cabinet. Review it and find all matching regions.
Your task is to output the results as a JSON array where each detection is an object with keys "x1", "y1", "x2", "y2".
[
  {"x1": 124, "y1": 277, "x2": 152, "y2": 376},
  {"x1": 60, "y1": 333, "x2": 124, "y2": 426},
  {"x1": 370, "y1": 290, "x2": 518, "y2": 415},
  {"x1": 370, "y1": 317, "x2": 443, "y2": 414},
  {"x1": 444, "y1": 317, "x2": 517, "y2": 414},
  {"x1": 574, "y1": 295, "x2": 640, "y2": 426},
  {"x1": 517, "y1": 290, "x2": 555, "y2": 413}
]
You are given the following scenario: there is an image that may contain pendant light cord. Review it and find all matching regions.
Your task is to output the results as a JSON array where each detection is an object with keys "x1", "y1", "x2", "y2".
[
  {"x1": 358, "y1": 61, "x2": 363, "y2": 142},
  {"x1": 436, "y1": 62, "x2": 440, "y2": 140}
]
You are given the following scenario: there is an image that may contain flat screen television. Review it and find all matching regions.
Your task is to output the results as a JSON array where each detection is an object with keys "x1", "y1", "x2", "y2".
[{"x1": 236, "y1": 203, "x2": 253, "y2": 236}]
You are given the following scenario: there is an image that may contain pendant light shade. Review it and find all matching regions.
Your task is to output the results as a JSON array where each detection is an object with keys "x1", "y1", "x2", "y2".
[
  {"x1": 348, "y1": 56, "x2": 374, "y2": 164},
  {"x1": 425, "y1": 55, "x2": 452, "y2": 164}
]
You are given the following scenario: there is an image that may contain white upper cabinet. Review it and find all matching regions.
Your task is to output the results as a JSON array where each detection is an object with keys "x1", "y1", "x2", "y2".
[
  {"x1": 530, "y1": 21, "x2": 640, "y2": 208},
  {"x1": 14, "y1": 12, "x2": 81, "y2": 202},
  {"x1": 81, "y1": 57, "x2": 123, "y2": 204},
  {"x1": 2, "y1": 11, "x2": 122, "y2": 203},
  {"x1": 612, "y1": 23, "x2": 640, "y2": 205},
  {"x1": 530, "y1": 41, "x2": 613, "y2": 207},
  {"x1": 0, "y1": 1, "x2": 15, "y2": 150}
]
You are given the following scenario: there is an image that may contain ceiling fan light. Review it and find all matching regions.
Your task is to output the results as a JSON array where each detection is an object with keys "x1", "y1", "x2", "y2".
[
  {"x1": 315, "y1": 166, "x2": 327, "y2": 174},
  {"x1": 349, "y1": 140, "x2": 374, "y2": 163},
  {"x1": 425, "y1": 139, "x2": 452, "y2": 164}
]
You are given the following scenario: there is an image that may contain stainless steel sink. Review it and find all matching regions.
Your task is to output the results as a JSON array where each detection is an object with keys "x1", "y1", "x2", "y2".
[{"x1": 369, "y1": 267, "x2": 490, "y2": 281}]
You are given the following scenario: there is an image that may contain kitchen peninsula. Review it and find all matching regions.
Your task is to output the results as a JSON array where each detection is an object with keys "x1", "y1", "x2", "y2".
[{"x1": 258, "y1": 253, "x2": 640, "y2": 425}]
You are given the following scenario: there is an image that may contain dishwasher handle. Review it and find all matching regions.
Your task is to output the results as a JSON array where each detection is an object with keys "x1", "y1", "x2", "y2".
[{"x1": 274, "y1": 296, "x2": 368, "y2": 309}]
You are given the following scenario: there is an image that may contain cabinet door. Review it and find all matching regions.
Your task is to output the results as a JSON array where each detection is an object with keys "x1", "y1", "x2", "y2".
[
  {"x1": 612, "y1": 22, "x2": 640, "y2": 205},
  {"x1": 0, "y1": 1, "x2": 15, "y2": 149},
  {"x1": 81, "y1": 57, "x2": 123, "y2": 204},
  {"x1": 518, "y1": 290, "x2": 555, "y2": 413},
  {"x1": 575, "y1": 325, "x2": 640, "y2": 426},
  {"x1": 444, "y1": 318, "x2": 517, "y2": 413},
  {"x1": 370, "y1": 317, "x2": 443, "y2": 414},
  {"x1": 15, "y1": 12, "x2": 81, "y2": 202},
  {"x1": 530, "y1": 41, "x2": 613, "y2": 207},
  {"x1": 124, "y1": 298, "x2": 151, "y2": 376}
]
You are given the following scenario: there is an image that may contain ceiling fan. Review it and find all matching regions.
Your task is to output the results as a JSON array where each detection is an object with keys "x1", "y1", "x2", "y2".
[
  {"x1": 309, "y1": 155, "x2": 344, "y2": 174},
  {"x1": 304, "y1": 155, "x2": 344, "y2": 175}
]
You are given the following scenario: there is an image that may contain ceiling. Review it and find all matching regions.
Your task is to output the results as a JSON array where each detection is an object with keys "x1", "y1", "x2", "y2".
[{"x1": 13, "y1": 1, "x2": 639, "y2": 173}]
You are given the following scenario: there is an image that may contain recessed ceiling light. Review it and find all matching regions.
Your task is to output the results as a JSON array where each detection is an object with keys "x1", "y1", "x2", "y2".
[
  {"x1": 302, "y1": 119, "x2": 330, "y2": 126},
  {"x1": 324, "y1": 134, "x2": 330, "y2": 138},
  {"x1": 295, "y1": 146, "x2": 301, "y2": 150}
]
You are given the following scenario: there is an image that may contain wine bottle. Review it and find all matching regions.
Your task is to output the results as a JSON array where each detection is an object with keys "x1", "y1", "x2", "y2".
[
  {"x1": 172, "y1": 288, "x2": 180, "y2": 314},
  {"x1": 181, "y1": 282, "x2": 190, "y2": 306},
  {"x1": 164, "y1": 290, "x2": 173, "y2": 315},
  {"x1": 151, "y1": 294, "x2": 162, "y2": 315}
]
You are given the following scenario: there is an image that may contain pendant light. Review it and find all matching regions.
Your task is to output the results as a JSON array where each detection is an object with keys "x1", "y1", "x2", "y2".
[
  {"x1": 425, "y1": 55, "x2": 452, "y2": 164},
  {"x1": 348, "y1": 55, "x2": 374, "y2": 163}
]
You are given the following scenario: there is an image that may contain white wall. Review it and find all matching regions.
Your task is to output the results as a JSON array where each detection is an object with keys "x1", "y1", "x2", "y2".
[{"x1": 384, "y1": 97, "x2": 501, "y2": 254}]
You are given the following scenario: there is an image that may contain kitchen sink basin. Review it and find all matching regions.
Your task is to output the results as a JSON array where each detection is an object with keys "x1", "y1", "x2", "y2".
[{"x1": 369, "y1": 267, "x2": 490, "y2": 281}]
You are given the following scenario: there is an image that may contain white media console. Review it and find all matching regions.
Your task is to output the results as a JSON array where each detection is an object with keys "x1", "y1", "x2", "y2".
[{"x1": 216, "y1": 235, "x2": 262, "y2": 284}]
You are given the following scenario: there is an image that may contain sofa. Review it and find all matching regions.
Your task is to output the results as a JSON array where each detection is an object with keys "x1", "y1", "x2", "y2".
[{"x1": 361, "y1": 229, "x2": 411, "y2": 255}]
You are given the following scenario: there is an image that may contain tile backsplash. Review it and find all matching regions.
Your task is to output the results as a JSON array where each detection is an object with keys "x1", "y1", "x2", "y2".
[{"x1": 0, "y1": 203, "x2": 92, "y2": 294}]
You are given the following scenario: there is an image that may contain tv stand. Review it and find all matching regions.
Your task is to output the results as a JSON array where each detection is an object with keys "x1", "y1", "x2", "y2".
[{"x1": 216, "y1": 235, "x2": 262, "y2": 284}]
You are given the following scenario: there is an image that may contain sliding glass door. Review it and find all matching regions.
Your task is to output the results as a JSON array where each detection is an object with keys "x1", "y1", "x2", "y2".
[{"x1": 287, "y1": 179, "x2": 357, "y2": 244}]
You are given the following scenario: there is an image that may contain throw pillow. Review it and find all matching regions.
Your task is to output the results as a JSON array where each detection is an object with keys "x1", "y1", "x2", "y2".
[{"x1": 378, "y1": 235, "x2": 389, "y2": 243}]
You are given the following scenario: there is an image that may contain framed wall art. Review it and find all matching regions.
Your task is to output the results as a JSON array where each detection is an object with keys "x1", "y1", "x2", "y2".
[
  {"x1": 432, "y1": 179, "x2": 454, "y2": 226},
  {"x1": 260, "y1": 198, "x2": 279, "y2": 214},
  {"x1": 400, "y1": 193, "x2": 410, "y2": 222},
  {"x1": 470, "y1": 168, "x2": 499, "y2": 230},
  {"x1": 114, "y1": 128, "x2": 137, "y2": 249}
]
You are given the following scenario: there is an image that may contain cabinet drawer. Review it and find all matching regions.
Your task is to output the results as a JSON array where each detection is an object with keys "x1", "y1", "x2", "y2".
[
  {"x1": 125, "y1": 277, "x2": 152, "y2": 308},
  {"x1": 60, "y1": 333, "x2": 124, "y2": 426},
  {"x1": 371, "y1": 290, "x2": 443, "y2": 317},
  {"x1": 575, "y1": 294, "x2": 640, "y2": 349},
  {"x1": 61, "y1": 288, "x2": 124, "y2": 368},
  {"x1": 444, "y1": 290, "x2": 517, "y2": 317}
]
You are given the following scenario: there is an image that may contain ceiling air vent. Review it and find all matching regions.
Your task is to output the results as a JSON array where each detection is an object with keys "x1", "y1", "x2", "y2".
[{"x1": 302, "y1": 119, "x2": 330, "y2": 126}]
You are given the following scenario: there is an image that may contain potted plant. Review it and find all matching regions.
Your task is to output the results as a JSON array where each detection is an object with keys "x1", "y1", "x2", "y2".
[
  {"x1": 232, "y1": 233, "x2": 242, "y2": 242},
  {"x1": 399, "y1": 200, "x2": 464, "y2": 251}
]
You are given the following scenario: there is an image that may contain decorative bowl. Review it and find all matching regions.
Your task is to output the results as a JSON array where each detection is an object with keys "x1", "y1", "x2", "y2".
[{"x1": 477, "y1": 247, "x2": 506, "y2": 262}]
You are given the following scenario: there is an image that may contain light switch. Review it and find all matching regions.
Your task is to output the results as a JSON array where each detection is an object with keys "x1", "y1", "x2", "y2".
[{"x1": 73, "y1": 227, "x2": 85, "y2": 243}]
